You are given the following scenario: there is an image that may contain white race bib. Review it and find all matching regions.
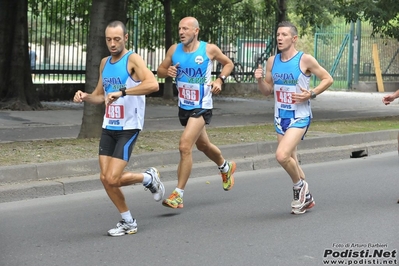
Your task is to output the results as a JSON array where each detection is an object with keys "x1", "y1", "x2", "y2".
[
  {"x1": 177, "y1": 81, "x2": 200, "y2": 107},
  {"x1": 275, "y1": 85, "x2": 297, "y2": 110},
  {"x1": 104, "y1": 98, "x2": 126, "y2": 127}
]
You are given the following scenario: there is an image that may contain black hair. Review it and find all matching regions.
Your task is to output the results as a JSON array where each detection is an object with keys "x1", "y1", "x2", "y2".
[{"x1": 107, "y1": 20, "x2": 127, "y2": 35}]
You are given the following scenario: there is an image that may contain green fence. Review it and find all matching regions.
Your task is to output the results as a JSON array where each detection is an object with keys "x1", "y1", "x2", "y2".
[{"x1": 314, "y1": 21, "x2": 399, "y2": 90}]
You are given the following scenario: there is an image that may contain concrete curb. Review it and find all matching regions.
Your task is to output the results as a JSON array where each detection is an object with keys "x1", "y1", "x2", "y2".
[{"x1": 0, "y1": 130, "x2": 397, "y2": 203}]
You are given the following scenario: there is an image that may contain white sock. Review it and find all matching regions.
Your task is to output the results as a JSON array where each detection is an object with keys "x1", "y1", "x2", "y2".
[
  {"x1": 218, "y1": 160, "x2": 229, "y2": 173},
  {"x1": 142, "y1": 173, "x2": 152, "y2": 186},
  {"x1": 293, "y1": 180, "x2": 303, "y2": 189},
  {"x1": 175, "y1": 188, "x2": 184, "y2": 197},
  {"x1": 121, "y1": 211, "x2": 133, "y2": 223}
]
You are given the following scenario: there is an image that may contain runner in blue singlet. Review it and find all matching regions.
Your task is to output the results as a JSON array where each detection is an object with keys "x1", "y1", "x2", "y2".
[
  {"x1": 157, "y1": 16, "x2": 236, "y2": 209},
  {"x1": 255, "y1": 21, "x2": 333, "y2": 215},
  {"x1": 73, "y1": 20, "x2": 165, "y2": 236}
]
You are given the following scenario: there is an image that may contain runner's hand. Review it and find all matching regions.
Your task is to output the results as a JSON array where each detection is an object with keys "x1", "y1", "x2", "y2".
[
  {"x1": 382, "y1": 95, "x2": 394, "y2": 105},
  {"x1": 292, "y1": 88, "x2": 311, "y2": 103},
  {"x1": 73, "y1": 90, "x2": 87, "y2": 103},
  {"x1": 254, "y1": 64, "x2": 263, "y2": 80},
  {"x1": 106, "y1": 91, "x2": 121, "y2": 105},
  {"x1": 209, "y1": 79, "x2": 223, "y2": 95},
  {"x1": 168, "y1": 62, "x2": 179, "y2": 78}
]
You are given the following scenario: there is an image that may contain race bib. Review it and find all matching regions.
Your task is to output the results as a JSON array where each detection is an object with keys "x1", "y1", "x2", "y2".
[
  {"x1": 177, "y1": 81, "x2": 200, "y2": 106},
  {"x1": 104, "y1": 101, "x2": 126, "y2": 128},
  {"x1": 106, "y1": 104, "x2": 125, "y2": 119},
  {"x1": 275, "y1": 85, "x2": 297, "y2": 110}
]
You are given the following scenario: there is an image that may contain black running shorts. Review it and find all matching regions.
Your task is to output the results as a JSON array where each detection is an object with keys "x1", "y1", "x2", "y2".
[
  {"x1": 99, "y1": 128, "x2": 140, "y2": 161},
  {"x1": 178, "y1": 107, "x2": 212, "y2": 126}
]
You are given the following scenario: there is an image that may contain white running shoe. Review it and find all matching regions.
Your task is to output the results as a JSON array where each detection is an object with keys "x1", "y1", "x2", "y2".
[
  {"x1": 144, "y1": 167, "x2": 165, "y2": 202},
  {"x1": 292, "y1": 193, "x2": 315, "y2": 214},
  {"x1": 107, "y1": 219, "x2": 137, "y2": 237},
  {"x1": 291, "y1": 180, "x2": 308, "y2": 209}
]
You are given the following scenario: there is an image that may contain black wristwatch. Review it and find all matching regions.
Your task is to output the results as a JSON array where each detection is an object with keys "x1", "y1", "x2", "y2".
[
  {"x1": 310, "y1": 91, "x2": 317, "y2": 99},
  {"x1": 218, "y1": 75, "x2": 226, "y2": 84},
  {"x1": 119, "y1": 87, "x2": 127, "y2": 97}
]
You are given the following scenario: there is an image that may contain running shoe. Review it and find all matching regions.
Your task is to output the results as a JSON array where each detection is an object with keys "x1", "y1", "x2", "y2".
[
  {"x1": 221, "y1": 161, "x2": 236, "y2": 191},
  {"x1": 162, "y1": 190, "x2": 184, "y2": 209},
  {"x1": 291, "y1": 180, "x2": 308, "y2": 209},
  {"x1": 292, "y1": 193, "x2": 315, "y2": 214},
  {"x1": 107, "y1": 219, "x2": 137, "y2": 237},
  {"x1": 144, "y1": 167, "x2": 165, "y2": 202}
]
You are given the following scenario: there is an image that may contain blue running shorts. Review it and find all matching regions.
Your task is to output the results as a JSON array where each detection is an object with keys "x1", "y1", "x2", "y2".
[{"x1": 274, "y1": 116, "x2": 311, "y2": 137}]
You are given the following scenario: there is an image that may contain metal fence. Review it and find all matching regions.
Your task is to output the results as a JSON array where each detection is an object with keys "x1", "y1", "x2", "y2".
[
  {"x1": 29, "y1": 1, "x2": 399, "y2": 88},
  {"x1": 314, "y1": 21, "x2": 399, "y2": 90},
  {"x1": 28, "y1": 1, "x2": 276, "y2": 84}
]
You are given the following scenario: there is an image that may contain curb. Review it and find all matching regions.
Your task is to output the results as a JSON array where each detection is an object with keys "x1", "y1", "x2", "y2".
[{"x1": 0, "y1": 130, "x2": 397, "y2": 203}]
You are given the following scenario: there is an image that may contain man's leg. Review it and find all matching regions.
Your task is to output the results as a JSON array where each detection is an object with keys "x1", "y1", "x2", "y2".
[
  {"x1": 162, "y1": 116, "x2": 205, "y2": 209},
  {"x1": 196, "y1": 127, "x2": 236, "y2": 191},
  {"x1": 291, "y1": 146, "x2": 305, "y2": 180},
  {"x1": 99, "y1": 156, "x2": 130, "y2": 213},
  {"x1": 275, "y1": 128, "x2": 315, "y2": 213},
  {"x1": 175, "y1": 116, "x2": 206, "y2": 190},
  {"x1": 98, "y1": 156, "x2": 137, "y2": 236},
  {"x1": 100, "y1": 156, "x2": 165, "y2": 236},
  {"x1": 195, "y1": 126, "x2": 224, "y2": 165},
  {"x1": 275, "y1": 128, "x2": 306, "y2": 184}
]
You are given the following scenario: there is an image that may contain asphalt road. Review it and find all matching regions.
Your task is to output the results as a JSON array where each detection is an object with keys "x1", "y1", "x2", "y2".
[{"x1": 1, "y1": 151, "x2": 398, "y2": 266}]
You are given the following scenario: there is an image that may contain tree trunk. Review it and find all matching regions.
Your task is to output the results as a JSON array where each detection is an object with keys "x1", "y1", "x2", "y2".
[
  {"x1": 275, "y1": 0, "x2": 287, "y2": 54},
  {"x1": 161, "y1": 0, "x2": 174, "y2": 100},
  {"x1": 78, "y1": 0, "x2": 128, "y2": 138},
  {"x1": 0, "y1": 0, "x2": 41, "y2": 110},
  {"x1": 276, "y1": 0, "x2": 287, "y2": 23}
]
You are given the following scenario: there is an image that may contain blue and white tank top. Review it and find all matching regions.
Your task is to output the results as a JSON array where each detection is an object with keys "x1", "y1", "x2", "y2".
[
  {"x1": 102, "y1": 51, "x2": 146, "y2": 130},
  {"x1": 172, "y1": 41, "x2": 213, "y2": 110},
  {"x1": 271, "y1": 51, "x2": 312, "y2": 119}
]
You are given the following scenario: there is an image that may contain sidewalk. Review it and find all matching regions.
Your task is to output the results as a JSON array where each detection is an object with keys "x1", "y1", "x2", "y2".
[
  {"x1": 1, "y1": 91, "x2": 398, "y2": 203},
  {"x1": 1, "y1": 91, "x2": 398, "y2": 142}
]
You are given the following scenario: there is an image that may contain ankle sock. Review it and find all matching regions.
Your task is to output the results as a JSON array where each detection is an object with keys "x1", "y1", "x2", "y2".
[
  {"x1": 293, "y1": 180, "x2": 303, "y2": 189},
  {"x1": 174, "y1": 188, "x2": 184, "y2": 197},
  {"x1": 121, "y1": 211, "x2": 133, "y2": 224},
  {"x1": 218, "y1": 160, "x2": 229, "y2": 173},
  {"x1": 142, "y1": 172, "x2": 152, "y2": 187}
]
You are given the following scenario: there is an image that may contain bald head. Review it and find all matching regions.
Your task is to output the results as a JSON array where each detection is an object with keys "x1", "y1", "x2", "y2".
[{"x1": 180, "y1": 17, "x2": 199, "y2": 29}]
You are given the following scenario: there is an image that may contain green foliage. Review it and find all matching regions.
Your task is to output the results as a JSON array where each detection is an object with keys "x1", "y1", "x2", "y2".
[
  {"x1": 331, "y1": 0, "x2": 399, "y2": 40},
  {"x1": 289, "y1": 0, "x2": 334, "y2": 36},
  {"x1": 28, "y1": 0, "x2": 91, "y2": 46},
  {"x1": 123, "y1": 0, "x2": 269, "y2": 50}
]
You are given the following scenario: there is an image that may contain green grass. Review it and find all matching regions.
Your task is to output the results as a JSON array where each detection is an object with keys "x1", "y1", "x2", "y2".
[{"x1": 1, "y1": 116, "x2": 398, "y2": 166}]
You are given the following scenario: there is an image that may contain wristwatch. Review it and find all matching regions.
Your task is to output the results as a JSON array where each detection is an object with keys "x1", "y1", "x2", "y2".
[
  {"x1": 218, "y1": 75, "x2": 226, "y2": 84},
  {"x1": 310, "y1": 91, "x2": 317, "y2": 99},
  {"x1": 119, "y1": 87, "x2": 127, "y2": 97}
]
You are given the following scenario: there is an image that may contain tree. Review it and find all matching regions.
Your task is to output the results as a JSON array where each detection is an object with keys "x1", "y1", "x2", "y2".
[
  {"x1": 159, "y1": 0, "x2": 174, "y2": 100},
  {"x1": 156, "y1": 0, "x2": 262, "y2": 98},
  {"x1": 331, "y1": 0, "x2": 399, "y2": 40},
  {"x1": 0, "y1": 0, "x2": 42, "y2": 110},
  {"x1": 77, "y1": 0, "x2": 128, "y2": 138}
]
